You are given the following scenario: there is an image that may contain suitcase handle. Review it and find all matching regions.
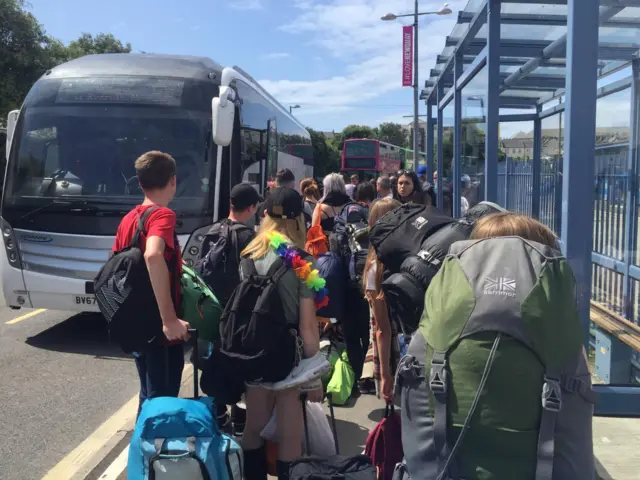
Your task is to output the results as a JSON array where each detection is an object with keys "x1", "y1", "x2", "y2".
[
  {"x1": 188, "y1": 328, "x2": 199, "y2": 399},
  {"x1": 300, "y1": 392, "x2": 340, "y2": 456}
]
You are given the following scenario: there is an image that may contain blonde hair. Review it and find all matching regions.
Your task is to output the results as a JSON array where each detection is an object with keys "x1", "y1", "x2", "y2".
[
  {"x1": 242, "y1": 214, "x2": 306, "y2": 259},
  {"x1": 362, "y1": 198, "x2": 401, "y2": 298},
  {"x1": 470, "y1": 212, "x2": 558, "y2": 248}
]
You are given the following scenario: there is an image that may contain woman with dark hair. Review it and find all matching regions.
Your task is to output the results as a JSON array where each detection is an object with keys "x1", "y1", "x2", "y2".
[{"x1": 394, "y1": 170, "x2": 435, "y2": 206}]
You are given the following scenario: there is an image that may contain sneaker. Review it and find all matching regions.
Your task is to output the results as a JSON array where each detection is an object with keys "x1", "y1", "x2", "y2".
[{"x1": 271, "y1": 352, "x2": 331, "y2": 391}]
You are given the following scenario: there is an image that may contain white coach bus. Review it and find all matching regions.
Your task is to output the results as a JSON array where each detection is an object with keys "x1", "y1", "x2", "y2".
[{"x1": 1, "y1": 54, "x2": 313, "y2": 312}]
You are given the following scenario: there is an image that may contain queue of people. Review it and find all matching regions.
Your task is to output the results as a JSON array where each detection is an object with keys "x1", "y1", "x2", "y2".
[{"x1": 100, "y1": 154, "x2": 594, "y2": 480}]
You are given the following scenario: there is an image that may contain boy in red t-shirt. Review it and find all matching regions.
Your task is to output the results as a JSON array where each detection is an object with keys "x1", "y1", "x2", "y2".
[{"x1": 113, "y1": 150, "x2": 189, "y2": 413}]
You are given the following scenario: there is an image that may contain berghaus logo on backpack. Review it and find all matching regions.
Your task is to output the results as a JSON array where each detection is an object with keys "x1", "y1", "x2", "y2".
[{"x1": 483, "y1": 276, "x2": 516, "y2": 298}]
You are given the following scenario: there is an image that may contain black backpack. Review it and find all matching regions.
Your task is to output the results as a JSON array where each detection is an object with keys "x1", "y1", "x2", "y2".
[
  {"x1": 218, "y1": 257, "x2": 298, "y2": 384},
  {"x1": 369, "y1": 203, "x2": 454, "y2": 274},
  {"x1": 195, "y1": 220, "x2": 253, "y2": 306},
  {"x1": 94, "y1": 206, "x2": 164, "y2": 353},
  {"x1": 330, "y1": 203, "x2": 369, "y2": 287}
]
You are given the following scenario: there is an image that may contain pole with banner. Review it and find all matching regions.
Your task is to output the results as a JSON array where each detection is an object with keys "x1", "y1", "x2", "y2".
[{"x1": 402, "y1": 25, "x2": 413, "y2": 87}]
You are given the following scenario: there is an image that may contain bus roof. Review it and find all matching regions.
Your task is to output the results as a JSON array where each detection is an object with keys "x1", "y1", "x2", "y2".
[{"x1": 44, "y1": 53, "x2": 224, "y2": 82}]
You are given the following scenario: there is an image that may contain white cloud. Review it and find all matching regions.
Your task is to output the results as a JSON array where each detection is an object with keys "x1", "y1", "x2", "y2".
[
  {"x1": 261, "y1": 0, "x2": 466, "y2": 128},
  {"x1": 263, "y1": 52, "x2": 291, "y2": 60},
  {"x1": 229, "y1": 0, "x2": 264, "y2": 10}
]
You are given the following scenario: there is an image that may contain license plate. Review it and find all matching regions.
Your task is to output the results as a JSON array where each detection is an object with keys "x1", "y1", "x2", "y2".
[{"x1": 75, "y1": 295, "x2": 97, "y2": 305}]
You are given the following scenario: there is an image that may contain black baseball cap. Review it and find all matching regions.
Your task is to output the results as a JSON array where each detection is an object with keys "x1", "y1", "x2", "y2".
[
  {"x1": 264, "y1": 187, "x2": 303, "y2": 219},
  {"x1": 230, "y1": 183, "x2": 262, "y2": 210}
]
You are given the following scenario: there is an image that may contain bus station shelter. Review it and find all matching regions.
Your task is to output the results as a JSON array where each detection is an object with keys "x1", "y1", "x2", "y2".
[{"x1": 424, "y1": 0, "x2": 640, "y2": 416}]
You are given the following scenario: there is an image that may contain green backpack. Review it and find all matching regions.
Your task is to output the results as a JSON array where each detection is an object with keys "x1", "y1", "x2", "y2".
[
  {"x1": 326, "y1": 350, "x2": 355, "y2": 406},
  {"x1": 397, "y1": 237, "x2": 597, "y2": 480},
  {"x1": 179, "y1": 263, "x2": 222, "y2": 343}
]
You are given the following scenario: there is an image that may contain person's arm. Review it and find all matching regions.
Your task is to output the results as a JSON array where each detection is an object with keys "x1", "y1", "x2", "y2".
[
  {"x1": 370, "y1": 296, "x2": 392, "y2": 379},
  {"x1": 143, "y1": 211, "x2": 189, "y2": 341},
  {"x1": 311, "y1": 203, "x2": 322, "y2": 226},
  {"x1": 299, "y1": 296, "x2": 320, "y2": 358}
]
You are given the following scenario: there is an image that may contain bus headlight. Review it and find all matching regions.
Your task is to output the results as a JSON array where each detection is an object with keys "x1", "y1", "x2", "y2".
[
  {"x1": 1, "y1": 219, "x2": 22, "y2": 269},
  {"x1": 182, "y1": 225, "x2": 213, "y2": 265}
]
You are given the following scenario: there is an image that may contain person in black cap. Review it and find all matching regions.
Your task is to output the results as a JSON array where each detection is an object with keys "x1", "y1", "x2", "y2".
[
  {"x1": 241, "y1": 187, "x2": 329, "y2": 480},
  {"x1": 195, "y1": 182, "x2": 260, "y2": 435}
]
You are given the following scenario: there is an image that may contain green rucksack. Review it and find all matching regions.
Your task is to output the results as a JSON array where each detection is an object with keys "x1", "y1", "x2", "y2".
[
  {"x1": 179, "y1": 263, "x2": 222, "y2": 343},
  {"x1": 397, "y1": 237, "x2": 597, "y2": 480}
]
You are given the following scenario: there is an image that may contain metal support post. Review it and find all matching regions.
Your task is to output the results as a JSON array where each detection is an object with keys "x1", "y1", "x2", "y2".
[
  {"x1": 532, "y1": 104, "x2": 542, "y2": 218},
  {"x1": 622, "y1": 59, "x2": 640, "y2": 320},
  {"x1": 412, "y1": 0, "x2": 420, "y2": 164},
  {"x1": 427, "y1": 101, "x2": 435, "y2": 184},
  {"x1": 453, "y1": 53, "x2": 463, "y2": 217},
  {"x1": 561, "y1": 0, "x2": 599, "y2": 349},
  {"x1": 484, "y1": 0, "x2": 500, "y2": 203}
]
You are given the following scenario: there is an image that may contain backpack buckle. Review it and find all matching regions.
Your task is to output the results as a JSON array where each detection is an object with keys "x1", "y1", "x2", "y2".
[
  {"x1": 429, "y1": 354, "x2": 448, "y2": 394},
  {"x1": 542, "y1": 376, "x2": 562, "y2": 412}
]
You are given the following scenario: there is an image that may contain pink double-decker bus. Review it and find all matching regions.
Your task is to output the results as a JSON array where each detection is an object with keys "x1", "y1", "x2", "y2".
[{"x1": 341, "y1": 138, "x2": 403, "y2": 178}]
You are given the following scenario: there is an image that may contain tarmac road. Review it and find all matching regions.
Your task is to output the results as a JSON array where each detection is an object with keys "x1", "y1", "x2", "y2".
[{"x1": 0, "y1": 306, "x2": 141, "y2": 480}]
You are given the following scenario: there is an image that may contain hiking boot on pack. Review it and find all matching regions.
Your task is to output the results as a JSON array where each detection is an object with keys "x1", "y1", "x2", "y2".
[{"x1": 271, "y1": 352, "x2": 331, "y2": 391}]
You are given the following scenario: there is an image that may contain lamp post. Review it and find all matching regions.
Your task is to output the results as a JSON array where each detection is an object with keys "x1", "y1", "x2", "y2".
[
  {"x1": 382, "y1": 3, "x2": 452, "y2": 162},
  {"x1": 289, "y1": 104, "x2": 301, "y2": 114}
]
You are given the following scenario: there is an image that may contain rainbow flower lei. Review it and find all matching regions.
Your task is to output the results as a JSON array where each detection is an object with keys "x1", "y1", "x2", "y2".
[{"x1": 266, "y1": 231, "x2": 330, "y2": 309}]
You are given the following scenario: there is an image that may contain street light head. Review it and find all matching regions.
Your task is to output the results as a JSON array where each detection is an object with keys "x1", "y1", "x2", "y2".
[
  {"x1": 437, "y1": 4, "x2": 453, "y2": 15},
  {"x1": 292, "y1": 104, "x2": 300, "y2": 108},
  {"x1": 381, "y1": 13, "x2": 397, "y2": 21}
]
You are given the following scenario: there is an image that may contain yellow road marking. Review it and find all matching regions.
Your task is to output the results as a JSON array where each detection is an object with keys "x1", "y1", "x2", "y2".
[
  {"x1": 97, "y1": 445, "x2": 129, "y2": 480},
  {"x1": 5, "y1": 308, "x2": 46, "y2": 325},
  {"x1": 42, "y1": 363, "x2": 194, "y2": 480}
]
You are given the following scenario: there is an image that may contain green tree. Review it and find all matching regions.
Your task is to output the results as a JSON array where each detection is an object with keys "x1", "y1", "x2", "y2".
[
  {"x1": 378, "y1": 122, "x2": 408, "y2": 147},
  {"x1": 334, "y1": 124, "x2": 376, "y2": 150},
  {"x1": 65, "y1": 33, "x2": 131, "y2": 59},
  {"x1": 0, "y1": 0, "x2": 132, "y2": 121},
  {"x1": 308, "y1": 128, "x2": 340, "y2": 177},
  {"x1": 0, "y1": 0, "x2": 49, "y2": 120}
]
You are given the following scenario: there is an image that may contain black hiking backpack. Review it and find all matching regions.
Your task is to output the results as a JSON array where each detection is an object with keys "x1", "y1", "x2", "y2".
[
  {"x1": 330, "y1": 202, "x2": 369, "y2": 289},
  {"x1": 94, "y1": 206, "x2": 165, "y2": 353},
  {"x1": 195, "y1": 220, "x2": 253, "y2": 306},
  {"x1": 217, "y1": 257, "x2": 298, "y2": 384}
]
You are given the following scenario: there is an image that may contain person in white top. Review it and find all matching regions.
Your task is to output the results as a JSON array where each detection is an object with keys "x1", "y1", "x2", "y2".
[
  {"x1": 376, "y1": 175, "x2": 393, "y2": 199},
  {"x1": 345, "y1": 173, "x2": 359, "y2": 199}
]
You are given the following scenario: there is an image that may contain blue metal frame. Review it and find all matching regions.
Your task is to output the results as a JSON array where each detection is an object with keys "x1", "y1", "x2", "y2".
[
  {"x1": 453, "y1": 52, "x2": 463, "y2": 218},
  {"x1": 426, "y1": 101, "x2": 434, "y2": 185},
  {"x1": 532, "y1": 104, "x2": 542, "y2": 218},
  {"x1": 484, "y1": 0, "x2": 500, "y2": 203},
  {"x1": 424, "y1": 0, "x2": 640, "y2": 415},
  {"x1": 620, "y1": 59, "x2": 640, "y2": 321},
  {"x1": 561, "y1": 0, "x2": 599, "y2": 348}
]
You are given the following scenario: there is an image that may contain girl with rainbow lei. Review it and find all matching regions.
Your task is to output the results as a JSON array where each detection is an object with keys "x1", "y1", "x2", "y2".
[{"x1": 265, "y1": 231, "x2": 329, "y2": 309}]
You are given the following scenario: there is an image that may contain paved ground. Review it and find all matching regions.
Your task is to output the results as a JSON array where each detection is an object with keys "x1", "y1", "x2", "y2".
[
  {"x1": 1, "y1": 303, "x2": 639, "y2": 480},
  {"x1": 0, "y1": 307, "x2": 141, "y2": 480}
]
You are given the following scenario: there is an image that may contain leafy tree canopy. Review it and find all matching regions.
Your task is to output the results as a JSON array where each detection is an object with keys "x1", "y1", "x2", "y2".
[{"x1": 0, "y1": 0, "x2": 131, "y2": 120}]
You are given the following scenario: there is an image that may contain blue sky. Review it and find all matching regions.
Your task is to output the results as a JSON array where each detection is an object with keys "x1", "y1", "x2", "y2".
[{"x1": 27, "y1": 0, "x2": 467, "y2": 133}]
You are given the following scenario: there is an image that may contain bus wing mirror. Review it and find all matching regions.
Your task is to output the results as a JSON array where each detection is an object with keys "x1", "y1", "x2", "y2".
[
  {"x1": 212, "y1": 86, "x2": 235, "y2": 147},
  {"x1": 6, "y1": 110, "x2": 19, "y2": 161}
]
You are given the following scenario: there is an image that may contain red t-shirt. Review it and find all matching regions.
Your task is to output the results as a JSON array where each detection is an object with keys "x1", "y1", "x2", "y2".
[{"x1": 113, "y1": 204, "x2": 183, "y2": 342}]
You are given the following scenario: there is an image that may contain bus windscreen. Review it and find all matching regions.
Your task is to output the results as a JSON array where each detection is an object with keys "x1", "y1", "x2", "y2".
[
  {"x1": 344, "y1": 140, "x2": 377, "y2": 157},
  {"x1": 344, "y1": 157, "x2": 377, "y2": 170}
]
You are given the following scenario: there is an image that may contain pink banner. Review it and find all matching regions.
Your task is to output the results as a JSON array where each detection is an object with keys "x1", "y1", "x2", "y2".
[{"x1": 402, "y1": 26, "x2": 413, "y2": 87}]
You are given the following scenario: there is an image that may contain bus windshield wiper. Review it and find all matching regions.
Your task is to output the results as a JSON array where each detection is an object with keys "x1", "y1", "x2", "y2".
[
  {"x1": 20, "y1": 199, "x2": 119, "y2": 220},
  {"x1": 21, "y1": 200, "x2": 73, "y2": 221}
]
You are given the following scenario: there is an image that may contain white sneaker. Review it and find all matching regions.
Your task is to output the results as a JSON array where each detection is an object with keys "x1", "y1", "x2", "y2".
[{"x1": 271, "y1": 352, "x2": 331, "y2": 391}]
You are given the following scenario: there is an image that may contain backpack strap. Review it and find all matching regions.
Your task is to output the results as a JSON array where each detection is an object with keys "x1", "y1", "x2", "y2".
[
  {"x1": 130, "y1": 205, "x2": 160, "y2": 248},
  {"x1": 240, "y1": 257, "x2": 258, "y2": 278},
  {"x1": 268, "y1": 257, "x2": 290, "y2": 285},
  {"x1": 429, "y1": 351, "x2": 458, "y2": 479},
  {"x1": 535, "y1": 370, "x2": 563, "y2": 480}
]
